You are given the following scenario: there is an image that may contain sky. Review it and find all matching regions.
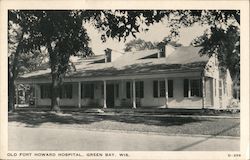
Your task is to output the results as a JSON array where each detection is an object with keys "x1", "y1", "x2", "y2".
[{"x1": 85, "y1": 20, "x2": 208, "y2": 55}]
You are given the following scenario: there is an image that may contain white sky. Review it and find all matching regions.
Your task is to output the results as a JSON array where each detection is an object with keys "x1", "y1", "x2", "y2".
[{"x1": 85, "y1": 21, "x2": 208, "y2": 55}]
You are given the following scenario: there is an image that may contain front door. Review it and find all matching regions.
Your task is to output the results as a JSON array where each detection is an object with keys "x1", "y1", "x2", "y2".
[{"x1": 106, "y1": 84, "x2": 115, "y2": 108}]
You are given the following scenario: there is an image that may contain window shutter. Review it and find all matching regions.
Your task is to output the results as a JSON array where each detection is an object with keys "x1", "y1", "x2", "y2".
[
  {"x1": 126, "y1": 82, "x2": 131, "y2": 98},
  {"x1": 184, "y1": 79, "x2": 189, "y2": 97},
  {"x1": 168, "y1": 80, "x2": 173, "y2": 97},
  {"x1": 140, "y1": 81, "x2": 144, "y2": 98},
  {"x1": 81, "y1": 83, "x2": 84, "y2": 98},
  {"x1": 40, "y1": 85, "x2": 44, "y2": 99},
  {"x1": 116, "y1": 84, "x2": 119, "y2": 98},
  {"x1": 153, "y1": 81, "x2": 158, "y2": 98}
]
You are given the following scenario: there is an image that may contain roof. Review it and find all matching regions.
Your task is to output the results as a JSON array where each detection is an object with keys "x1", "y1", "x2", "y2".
[{"x1": 19, "y1": 46, "x2": 210, "y2": 80}]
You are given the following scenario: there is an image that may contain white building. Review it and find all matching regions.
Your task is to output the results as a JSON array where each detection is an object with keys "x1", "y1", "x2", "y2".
[{"x1": 16, "y1": 45, "x2": 233, "y2": 110}]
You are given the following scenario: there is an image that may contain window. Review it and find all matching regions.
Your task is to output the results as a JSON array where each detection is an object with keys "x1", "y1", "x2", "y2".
[
  {"x1": 153, "y1": 80, "x2": 173, "y2": 98},
  {"x1": 183, "y1": 79, "x2": 202, "y2": 97},
  {"x1": 136, "y1": 81, "x2": 144, "y2": 98},
  {"x1": 190, "y1": 79, "x2": 202, "y2": 97},
  {"x1": 82, "y1": 83, "x2": 94, "y2": 99},
  {"x1": 40, "y1": 84, "x2": 51, "y2": 99},
  {"x1": 184, "y1": 79, "x2": 189, "y2": 97},
  {"x1": 59, "y1": 84, "x2": 72, "y2": 99},
  {"x1": 126, "y1": 82, "x2": 131, "y2": 98},
  {"x1": 184, "y1": 79, "x2": 202, "y2": 97}
]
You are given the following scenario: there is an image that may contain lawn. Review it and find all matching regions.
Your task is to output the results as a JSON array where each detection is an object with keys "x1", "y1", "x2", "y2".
[{"x1": 8, "y1": 111, "x2": 240, "y2": 137}]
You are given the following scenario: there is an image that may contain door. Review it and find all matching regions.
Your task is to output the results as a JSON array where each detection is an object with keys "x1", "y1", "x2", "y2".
[{"x1": 107, "y1": 84, "x2": 115, "y2": 108}]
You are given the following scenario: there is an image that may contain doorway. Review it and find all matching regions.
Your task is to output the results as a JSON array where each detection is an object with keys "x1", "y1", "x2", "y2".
[{"x1": 106, "y1": 84, "x2": 115, "y2": 108}]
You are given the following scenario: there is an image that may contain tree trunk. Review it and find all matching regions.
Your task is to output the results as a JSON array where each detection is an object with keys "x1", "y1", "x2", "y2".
[
  {"x1": 48, "y1": 43, "x2": 61, "y2": 112},
  {"x1": 8, "y1": 30, "x2": 25, "y2": 112},
  {"x1": 8, "y1": 76, "x2": 15, "y2": 112},
  {"x1": 51, "y1": 72, "x2": 61, "y2": 112},
  {"x1": 8, "y1": 43, "x2": 23, "y2": 111}
]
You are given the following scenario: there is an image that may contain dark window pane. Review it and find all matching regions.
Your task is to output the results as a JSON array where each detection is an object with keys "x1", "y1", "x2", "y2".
[
  {"x1": 140, "y1": 81, "x2": 144, "y2": 98},
  {"x1": 153, "y1": 81, "x2": 158, "y2": 98},
  {"x1": 168, "y1": 80, "x2": 173, "y2": 97},
  {"x1": 159, "y1": 81, "x2": 165, "y2": 97},
  {"x1": 184, "y1": 79, "x2": 189, "y2": 97}
]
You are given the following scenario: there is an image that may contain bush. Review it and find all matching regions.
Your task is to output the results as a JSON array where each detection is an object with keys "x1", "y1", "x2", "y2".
[{"x1": 226, "y1": 99, "x2": 240, "y2": 113}]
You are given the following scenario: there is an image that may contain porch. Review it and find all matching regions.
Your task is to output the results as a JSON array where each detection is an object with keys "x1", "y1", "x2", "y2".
[{"x1": 15, "y1": 72, "x2": 214, "y2": 110}]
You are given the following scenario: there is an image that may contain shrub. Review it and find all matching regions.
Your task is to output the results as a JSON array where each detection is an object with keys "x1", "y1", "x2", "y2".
[{"x1": 226, "y1": 99, "x2": 240, "y2": 113}]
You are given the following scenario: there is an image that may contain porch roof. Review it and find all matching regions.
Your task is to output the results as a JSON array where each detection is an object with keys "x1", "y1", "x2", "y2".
[{"x1": 18, "y1": 46, "x2": 209, "y2": 80}]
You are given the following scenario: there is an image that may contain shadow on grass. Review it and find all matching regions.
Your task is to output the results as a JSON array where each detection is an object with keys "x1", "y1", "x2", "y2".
[
  {"x1": 8, "y1": 111, "x2": 207, "y2": 128},
  {"x1": 174, "y1": 122, "x2": 240, "y2": 151}
]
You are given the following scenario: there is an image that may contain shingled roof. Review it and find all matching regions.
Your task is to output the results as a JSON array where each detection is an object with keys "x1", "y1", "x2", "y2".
[{"x1": 19, "y1": 46, "x2": 210, "y2": 80}]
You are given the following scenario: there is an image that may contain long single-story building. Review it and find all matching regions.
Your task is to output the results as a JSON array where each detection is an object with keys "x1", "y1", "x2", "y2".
[{"x1": 16, "y1": 44, "x2": 233, "y2": 109}]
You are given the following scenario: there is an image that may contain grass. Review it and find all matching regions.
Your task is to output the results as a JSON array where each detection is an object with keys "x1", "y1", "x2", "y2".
[{"x1": 8, "y1": 111, "x2": 240, "y2": 137}]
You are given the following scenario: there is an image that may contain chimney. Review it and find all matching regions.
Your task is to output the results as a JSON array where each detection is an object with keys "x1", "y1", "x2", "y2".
[
  {"x1": 157, "y1": 43, "x2": 175, "y2": 58},
  {"x1": 158, "y1": 43, "x2": 166, "y2": 58},
  {"x1": 104, "y1": 48, "x2": 112, "y2": 63}
]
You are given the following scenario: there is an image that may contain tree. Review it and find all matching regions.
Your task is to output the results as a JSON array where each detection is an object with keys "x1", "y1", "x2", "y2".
[
  {"x1": 8, "y1": 10, "x2": 93, "y2": 111},
  {"x1": 124, "y1": 38, "x2": 182, "y2": 52},
  {"x1": 9, "y1": 10, "x2": 240, "y2": 111},
  {"x1": 8, "y1": 10, "x2": 170, "y2": 112},
  {"x1": 8, "y1": 11, "x2": 47, "y2": 111},
  {"x1": 191, "y1": 25, "x2": 240, "y2": 80},
  {"x1": 168, "y1": 10, "x2": 240, "y2": 80},
  {"x1": 124, "y1": 38, "x2": 157, "y2": 52}
]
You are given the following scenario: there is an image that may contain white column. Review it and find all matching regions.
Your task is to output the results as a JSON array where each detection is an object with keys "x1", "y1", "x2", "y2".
[
  {"x1": 188, "y1": 79, "x2": 191, "y2": 97},
  {"x1": 103, "y1": 80, "x2": 107, "y2": 108},
  {"x1": 202, "y1": 77, "x2": 206, "y2": 109},
  {"x1": 212, "y1": 78, "x2": 215, "y2": 107},
  {"x1": 165, "y1": 78, "x2": 168, "y2": 108},
  {"x1": 78, "y1": 82, "x2": 81, "y2": 108},
  {"x1": 132, "y1": 79, "x2": 136, "y2": 109}
]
